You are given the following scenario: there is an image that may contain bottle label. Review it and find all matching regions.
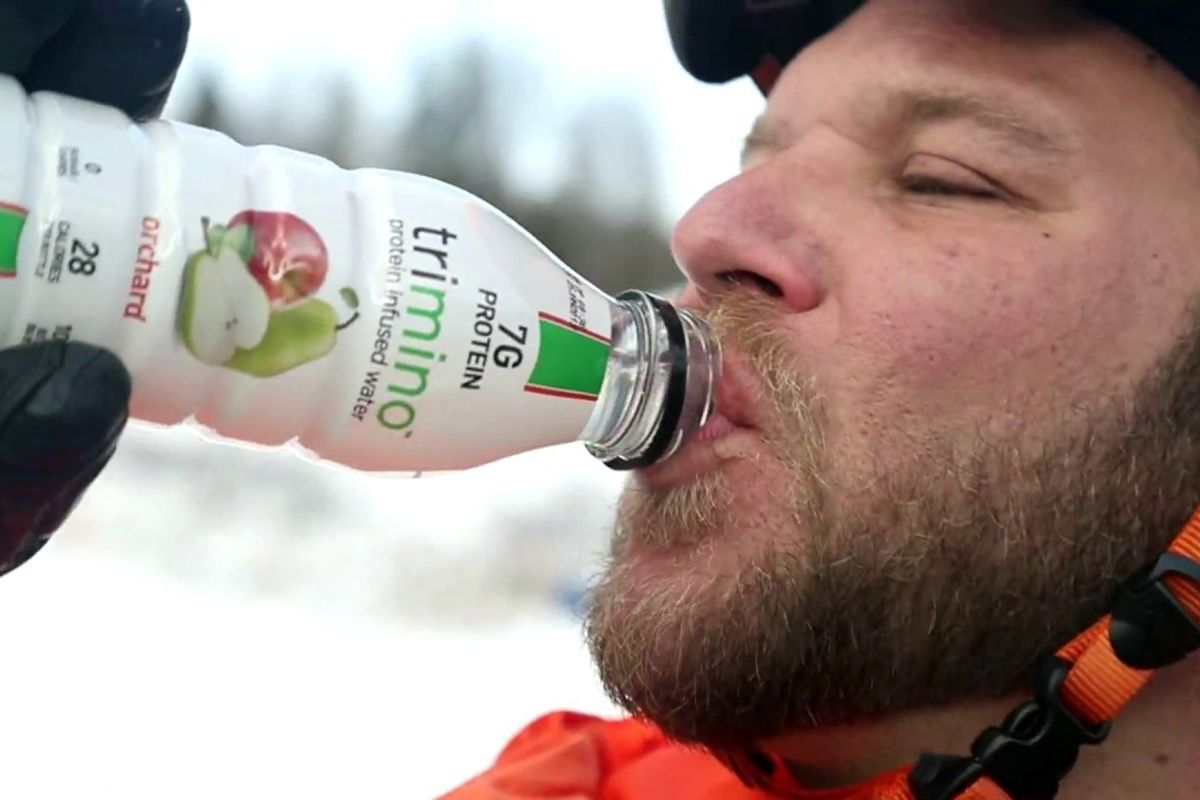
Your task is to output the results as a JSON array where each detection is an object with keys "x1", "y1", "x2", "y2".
[{"x1": 0, "y1": 83, "x2": 615, "y2": 473}]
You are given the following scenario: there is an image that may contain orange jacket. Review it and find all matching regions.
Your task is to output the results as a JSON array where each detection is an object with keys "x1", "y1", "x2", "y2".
[
  {"x1": 435, "y1": 710, "x2": 981, "y2": 800},
  {"x1": 439, "y1": 517, "x2": 1200, "y2": 800}
]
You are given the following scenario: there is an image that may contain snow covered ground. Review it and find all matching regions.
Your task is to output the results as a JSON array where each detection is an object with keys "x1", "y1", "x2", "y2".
[{"x1": 0, "y1": 422, "x2": 628, "y2": 799}]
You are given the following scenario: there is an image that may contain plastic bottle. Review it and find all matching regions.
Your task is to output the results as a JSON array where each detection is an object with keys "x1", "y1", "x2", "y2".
[{"x1": 0, "y1": 76, "x2": 719, "y2": 474}]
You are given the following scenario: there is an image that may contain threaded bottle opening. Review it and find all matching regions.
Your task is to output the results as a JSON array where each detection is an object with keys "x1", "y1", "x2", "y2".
[{"x1": 582, "y1": 290, "x2": 719, "y2": 470}]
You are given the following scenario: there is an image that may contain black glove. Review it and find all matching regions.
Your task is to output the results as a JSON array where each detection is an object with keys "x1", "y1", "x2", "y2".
[
  {"x1": 0, "y1": 0, "x2": 190, "y2": 120},
  {"x1": 0, "y1": 0, "x2": 190, "y2": 577}
]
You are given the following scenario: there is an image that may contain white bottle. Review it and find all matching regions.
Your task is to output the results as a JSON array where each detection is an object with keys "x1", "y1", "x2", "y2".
[{"x1": 0, "y1": 76, "x2": 719, "y2": 474}]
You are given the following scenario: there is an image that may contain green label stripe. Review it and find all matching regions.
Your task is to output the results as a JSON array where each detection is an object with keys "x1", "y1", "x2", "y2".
[
  {"x1": 524, "y1": 312, "x2": 611, "y2": 401},
  {"x1": 0, "y1": 202, "x2": 26, "y2": 277}
]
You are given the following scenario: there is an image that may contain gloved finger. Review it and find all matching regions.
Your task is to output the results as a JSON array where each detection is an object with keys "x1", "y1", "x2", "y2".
[
  {"x1": 0, "y1": 340, "x2": 131, "y2": 576},
  {"x1": 0, "y1": 340, "x2": 131, "y2": 472},
  {"x1": 0, "y1": 0, "x2": 78, "y2": 77},
  {"x1": 0, "y1": 431, "x2": 119, "y2": 575},
  {"x1": 21, "y1": 0, "x2": 191, "y2": 120}
]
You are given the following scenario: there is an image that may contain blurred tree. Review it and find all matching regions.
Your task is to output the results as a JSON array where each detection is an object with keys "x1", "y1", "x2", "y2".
[
  {"x1": 180, "y1": 67, "x2": 240, "y2": 141},
  {"x1": 173, "y1": 36, "x2": 681, "y2": 295},
  {"x1": 559, "y1": 94, "x2": 665, "y2": 224},
  {"x1": 388, "y1": 38, "x2": 513, "y2": 210},
  {"x1": 513, "y1": 94, "x2": 676, "y2": 296},
  {"x1": 317, "y1": 73, "x2": 366, "y2": 170}
]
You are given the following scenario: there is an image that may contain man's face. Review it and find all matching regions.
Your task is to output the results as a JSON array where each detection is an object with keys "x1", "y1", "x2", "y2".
[{"x1": 586, "y1": 0, "x2": 1200, "y2": 749}]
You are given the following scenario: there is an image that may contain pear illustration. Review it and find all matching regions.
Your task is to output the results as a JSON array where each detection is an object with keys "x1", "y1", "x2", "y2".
[
  {"x1": 223, "y1": 290, "x2": 360, "y2": 378},
  {"x1": 179, "y1": 219, "x2": 271, "y2": 365}
]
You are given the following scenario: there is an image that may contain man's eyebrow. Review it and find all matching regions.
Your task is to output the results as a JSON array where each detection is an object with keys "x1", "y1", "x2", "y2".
[
  {"x1": 886, "y1": 88, "x2": 1073, "y2": 156},
  {"x1": 740, "y1": 88, "x2": 1074, "y2": 169}
]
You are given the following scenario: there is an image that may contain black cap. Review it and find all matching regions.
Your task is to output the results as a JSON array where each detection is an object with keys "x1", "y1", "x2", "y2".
[{"x1": 665, "y1": 1, "x2": 1200, "y2": 95}]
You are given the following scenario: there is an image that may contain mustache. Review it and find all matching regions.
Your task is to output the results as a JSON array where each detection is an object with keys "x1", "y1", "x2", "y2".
[
  {"x1": 695, "y1": 288, "x2": 828, "y2": 467},
  {"x1": 698, "y1": 289, "x2": 789, "y2": 365},
  {"x1": 697, "y1": 289, "x2": 810, "y2": 400}
]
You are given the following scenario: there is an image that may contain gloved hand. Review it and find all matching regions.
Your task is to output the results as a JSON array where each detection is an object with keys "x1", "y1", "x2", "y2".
[
  {"x1": 0, "y1": 0, "x2": 190, "y2": 577},
  {"x1": 0, "y1": 0, "x2": 190, "y2": 120}
]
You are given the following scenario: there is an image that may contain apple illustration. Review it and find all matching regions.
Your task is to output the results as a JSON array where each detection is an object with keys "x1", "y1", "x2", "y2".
[{"x1": 228, "y1": 210, "x2": 329, "y2": 307}]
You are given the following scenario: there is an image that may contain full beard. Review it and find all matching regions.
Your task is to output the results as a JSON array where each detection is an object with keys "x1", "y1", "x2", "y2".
[{"x1": 584, "y1": 290, "x2": 1200, "y2": 751}]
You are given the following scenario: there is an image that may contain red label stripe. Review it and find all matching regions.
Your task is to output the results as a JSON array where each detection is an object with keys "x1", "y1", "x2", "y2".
[
  {"x1": 0, "y1": 202, "x2": 27, "y2": 216},
  {"x1": 524, "y1": 384, "x2": 600, "y2": 402},
  {"x1": 538, "y1": 312, "x2": 611, "y2": 344}
]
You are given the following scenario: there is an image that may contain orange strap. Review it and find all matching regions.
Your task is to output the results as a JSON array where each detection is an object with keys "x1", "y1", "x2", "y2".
[
  {"x1": 1055, "y1": 510, "x2": 1200, "y2": 726},
  {"x1": 735, "y1": 507, "x2": 1200, "y2": 800},
  {"x1": 917, "y1": 507, "x2": 1200, "y2": 799}
]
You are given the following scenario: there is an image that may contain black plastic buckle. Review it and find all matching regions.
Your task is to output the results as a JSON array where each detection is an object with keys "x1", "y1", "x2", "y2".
[
  {"x1": 1109, "y1": 552, "x2": 1200, "y2": 670},
  {"x1": 908, "y1": 656, "x2": 1112, "y2": 800}
]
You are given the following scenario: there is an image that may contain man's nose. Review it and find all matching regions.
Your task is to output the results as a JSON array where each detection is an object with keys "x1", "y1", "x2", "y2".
[{"x1": 670, "y1": 164, "x2": 824, "y2": 314}]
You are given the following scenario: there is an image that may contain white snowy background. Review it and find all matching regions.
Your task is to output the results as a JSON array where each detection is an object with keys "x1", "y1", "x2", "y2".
[
  {"x1": 1, "y1": 428, "x2": 628, "y2": 799},
  {"x1": 0, "y1": 2, "x2": 763, "y2": 797}
]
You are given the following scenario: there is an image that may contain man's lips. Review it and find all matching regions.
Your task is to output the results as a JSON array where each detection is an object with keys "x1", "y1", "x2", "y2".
[
  {"x1": 635, "y1": 412, "x2": 761, "y2": 490},
  {"x1": 635, "y1": 356, "x2": 766, "y2": 490},
  {"x1": 693, "y1": 410, "x2": 741, "y2": 443}
]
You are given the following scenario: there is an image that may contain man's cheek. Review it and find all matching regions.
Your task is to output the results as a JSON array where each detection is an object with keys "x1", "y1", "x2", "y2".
[
  {"x1": 837, "y1": 301, "x2": 1027, "y2": 397},
  {"x1": 850, "y1": 249, "x2": 1073, "y2": 393}
]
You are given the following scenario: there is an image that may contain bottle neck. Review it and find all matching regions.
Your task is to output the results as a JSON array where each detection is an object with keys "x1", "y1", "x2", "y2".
[{"x1": 581, "y1": 290, "x2": 720, "y2": 470}]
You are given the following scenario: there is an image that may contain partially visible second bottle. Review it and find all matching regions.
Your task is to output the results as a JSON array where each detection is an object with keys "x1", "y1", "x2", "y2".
[{"x1": 0, "y1": 76, "x2": 720, "y2": 474}]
